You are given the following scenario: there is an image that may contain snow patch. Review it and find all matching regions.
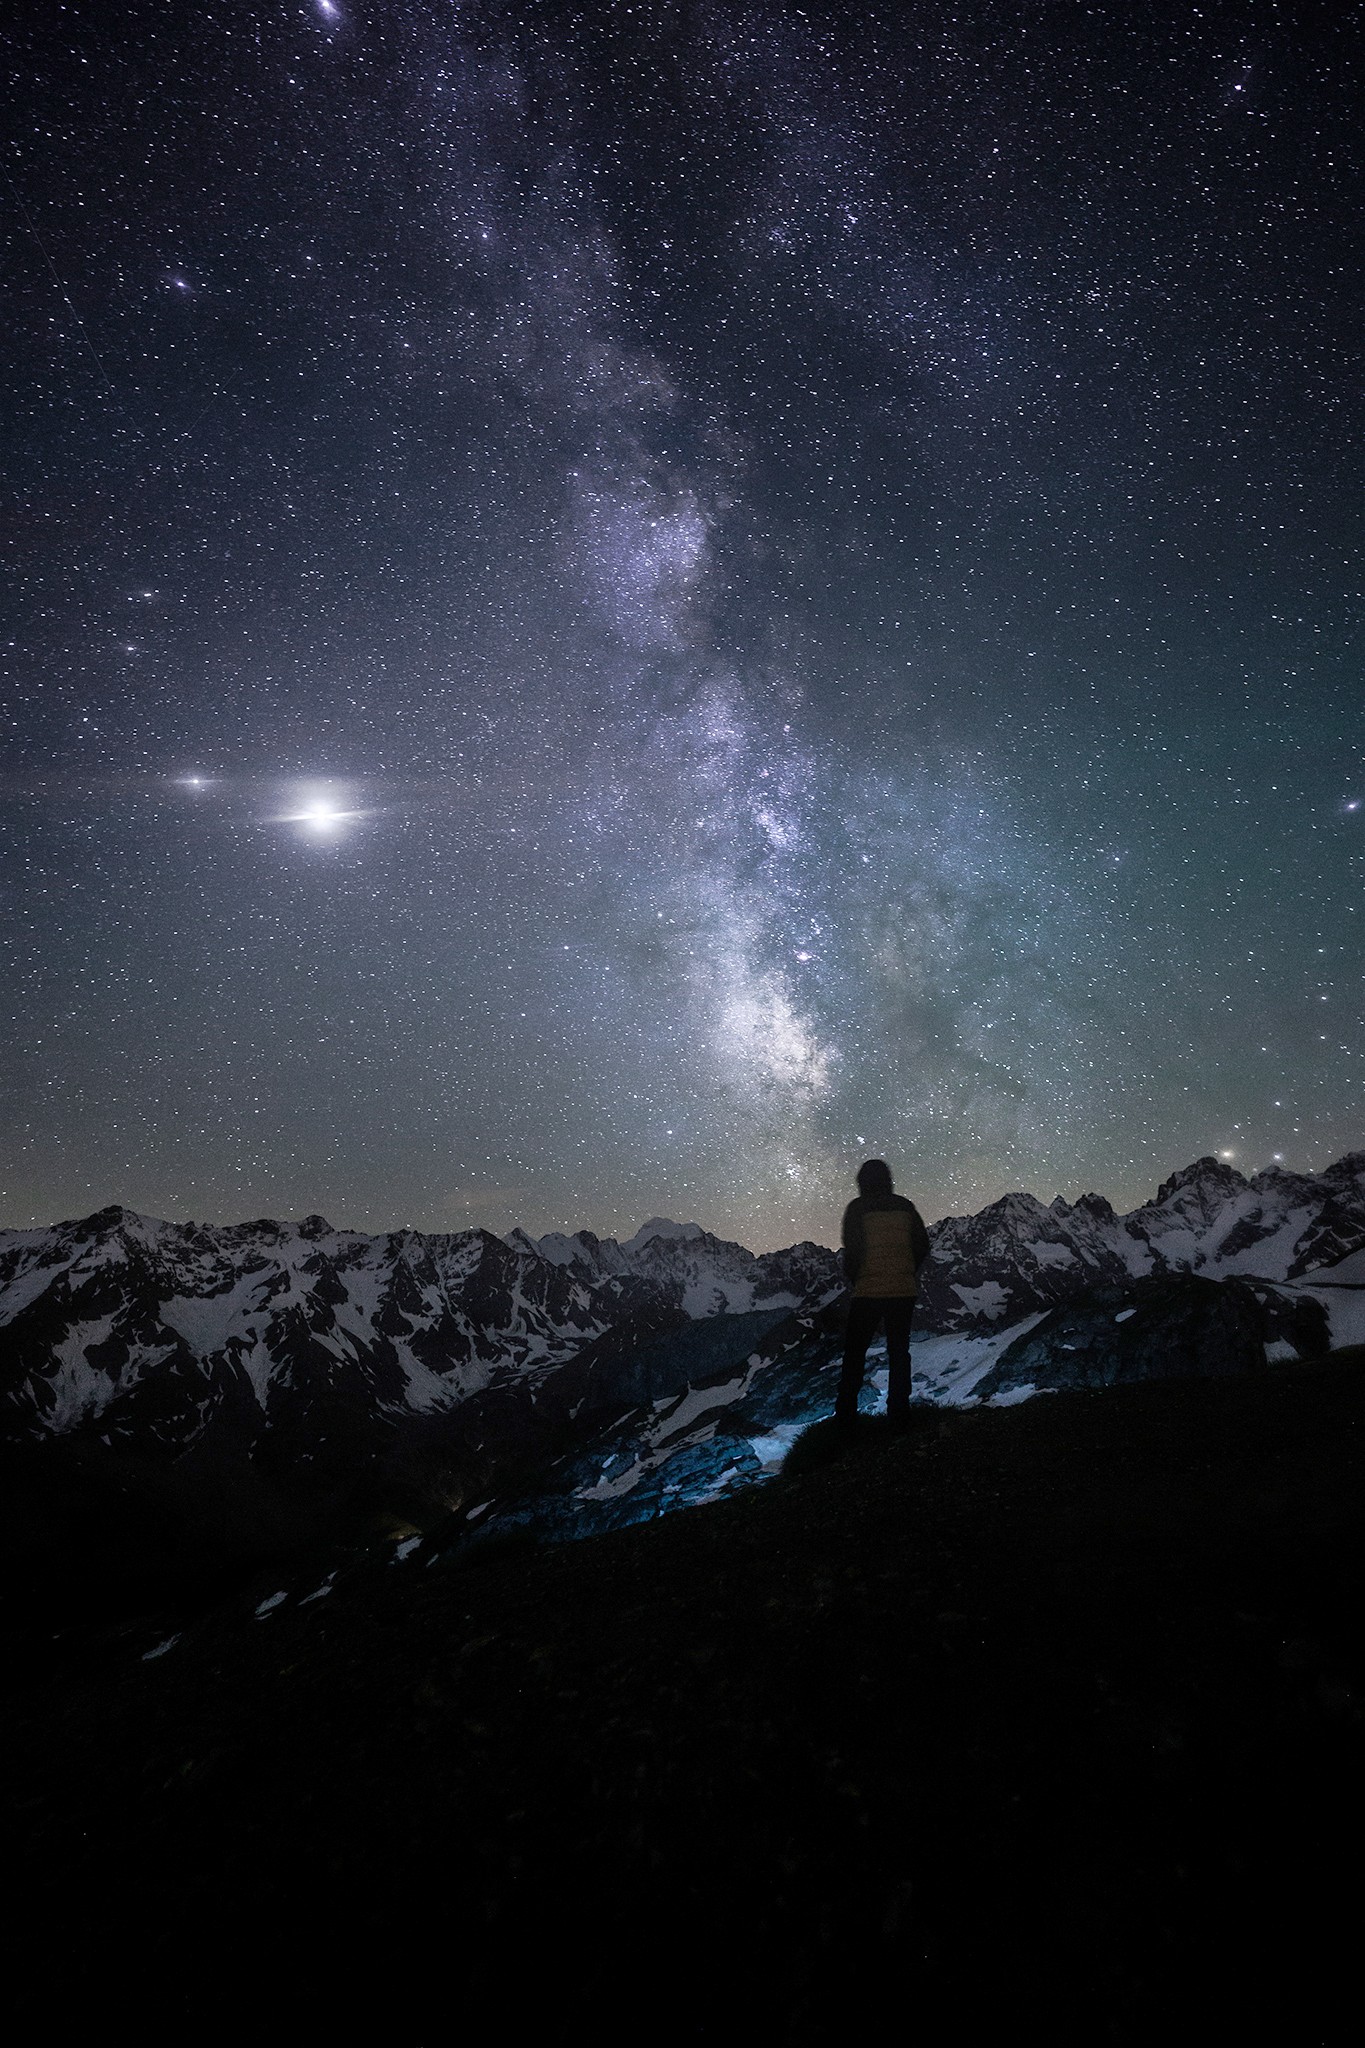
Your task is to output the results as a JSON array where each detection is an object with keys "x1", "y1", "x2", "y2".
[
  {"x1": 651, "y1": 1368, "x2": 756, "y2": 1442},
  {"x1": 0, "y1": 1248, "x2": 86, "y2": 1326},
  {"x1": 159, "y1": 1276, "x2": 271, "y2": 1356},
  {"x1": 1206, "y1": 1208, "x2": 1318, "y2": 1280},
  {"x1": 912, "y1": 1313, "x2": 1048, "y2": 1405},
  {"x1": 237, "y1": 1334, "x2": 277, "y2": 1412},
  {"x1": 747, "y1": 1423, "x2": 805, "y2": 1469},
  {"x1": 950, "y1": 1280, "x2": 1011, "y2": 1322},
  {"x1": 1030, "y1": 1241, "x2": 1078, "y2": 1269},
  {"x1": 1308, "y1": 1245, "x2": 1365, "y2": 1285},
  {"x1": 577, "y1": 1456, "x2": 652, "y2": 1501},
  {"x1": 1301, "y1": 1285, "x2": 1365, "y2": 1351},
  {"x1": 43, "y1": 1317, "x2": 120, "y2": 1430}
]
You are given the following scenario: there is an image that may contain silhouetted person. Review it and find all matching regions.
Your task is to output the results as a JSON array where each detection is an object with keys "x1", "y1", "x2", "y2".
[{"x1": 836, "y1": 1158, "x2": 931, "y2": 1425}]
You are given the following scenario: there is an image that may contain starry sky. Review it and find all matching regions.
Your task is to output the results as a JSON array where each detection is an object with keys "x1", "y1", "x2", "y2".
[{"x1": 3, "y1": 0, "x2": 1361, "y2": 1248}]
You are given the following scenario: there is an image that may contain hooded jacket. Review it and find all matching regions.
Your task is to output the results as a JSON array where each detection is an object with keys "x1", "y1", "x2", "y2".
[{"x1": 841, "y1": 1192, "x2": 931, "y2": 1299}]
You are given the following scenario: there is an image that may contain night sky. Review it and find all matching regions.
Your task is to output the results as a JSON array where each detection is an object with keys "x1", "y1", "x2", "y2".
[{"x1": 3, "y1": 0, "x2": 1361, "y2": 1248}]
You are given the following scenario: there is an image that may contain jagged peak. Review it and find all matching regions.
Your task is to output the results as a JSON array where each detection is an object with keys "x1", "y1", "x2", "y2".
[
  {"x1": 71, "y1": 1203, "x2": 162, "y2": 1238},
  {"x1": 1152, "y1": 1157, "x2": 1248, "y2": 1206},
  {"x1": 1248, "y1": 1162, "x2": 1317, "y2": 1193},
  {"x1": 623, "y1": 1218, "x2": 708, "y2": 1251},
  {"x1": 979, "y1": 1190, "x2": 1050, "y2": 1222},
  {"x1": 1045, "y1": 1191, "x2": 1114, "y2": 1218}
]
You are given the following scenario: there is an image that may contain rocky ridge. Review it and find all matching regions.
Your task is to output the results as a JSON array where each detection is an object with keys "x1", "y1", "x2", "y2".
[
  {"x1": 917, "y1": 1151, "x2": 1365, "y2": 1332},
  {"x1": 1, "y1": 1156, "x2": 1362, "y2": 1540},
  {"x1": 0, "y1": 1206, "x2": 836, "y2": 1462}
]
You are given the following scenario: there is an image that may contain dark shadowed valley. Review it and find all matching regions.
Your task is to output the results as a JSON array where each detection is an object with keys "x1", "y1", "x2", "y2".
[{"x1": 5, "y1": 1351, "x2": 1363, "y2": 2043}]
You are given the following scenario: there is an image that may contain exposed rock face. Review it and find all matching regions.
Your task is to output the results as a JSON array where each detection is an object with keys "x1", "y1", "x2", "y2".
[
  {"x1": 0, "y1": 1154, "x2": 1360, "y2": 1515},
  {"x1": 917, "y1": 1188, "x2": 1137, "y2": 1334},
  {"x1": 0, "y1": 1206, "x2": 838, "y2": 1465},
  {"x1": 916, "y1": 1152, "x2": 1365, "y2": 1334},
  {"x1": 970, "y1": 1275, "x2": 1332, "y2": 1403}
]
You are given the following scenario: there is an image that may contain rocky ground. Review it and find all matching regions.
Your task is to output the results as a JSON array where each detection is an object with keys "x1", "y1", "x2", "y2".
[{"x1": 5, "y1": 1349, "x2": 1363, "y2": 2044}]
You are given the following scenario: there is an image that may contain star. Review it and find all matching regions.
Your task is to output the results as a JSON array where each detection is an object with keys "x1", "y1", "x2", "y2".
[
  {"x1": 285, "y1": 801, "x2": 364, "y2": 834},
  {"x1": 3, "y1": 1, "x2": 1357, "y2": 1244}
]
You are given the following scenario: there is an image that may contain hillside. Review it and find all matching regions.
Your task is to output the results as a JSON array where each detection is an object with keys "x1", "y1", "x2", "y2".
[
  {"x1": 5, "y1": 1348, "x2": 1362, "y2": 2043},
  {"x1": 2, "y1": 1154, "x2": 1362, "y2": 1618},
  {"x1": 4, "y1": 1155, "x2": 1361, "y2": 1476}
]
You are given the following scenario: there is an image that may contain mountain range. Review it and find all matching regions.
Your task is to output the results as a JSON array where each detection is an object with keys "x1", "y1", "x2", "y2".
[{"x1": 2, "y1": 1154, "x2": 1362, "y2": 1544}]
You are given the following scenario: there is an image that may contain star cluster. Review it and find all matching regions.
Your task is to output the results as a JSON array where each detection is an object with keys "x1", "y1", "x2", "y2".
[{"x1": 2, "y1": 1, "x2": 1360, "y2": 1246}]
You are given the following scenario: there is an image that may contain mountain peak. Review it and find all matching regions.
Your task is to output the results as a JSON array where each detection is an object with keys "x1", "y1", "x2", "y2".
[
  {"x1": 510, "y1": 1228, "x2": 597, "y2": 1268},
  {"x1": 1153, "y1": 1157, "x2": 1248, "y2": 1206},
  {"x1": 76, "y1": 1202, "x2": 135, "y2": 1229},
  {"x1": 623, "y1": 1218, "x2": 707, "y2": 1251},
  {"x1": 981, "y1": 1190, "x2": 1049, "y2": 1223}
]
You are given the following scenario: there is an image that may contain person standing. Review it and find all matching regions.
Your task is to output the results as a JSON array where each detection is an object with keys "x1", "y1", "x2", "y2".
[{"x1": 836, "y1": 1159, "x2": 931, "y2": 1425}]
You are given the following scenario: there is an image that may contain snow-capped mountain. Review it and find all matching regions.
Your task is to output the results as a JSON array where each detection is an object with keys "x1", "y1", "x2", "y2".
[
  {"x1": 0, "y1": 1204, "x2": 837, "y2": 1458},
  {"x1": 505, "y1": 1216, "x2": 826, "y2": 1319},
  {"x1": 917, "y1": 1152, "x2": 1365, "y2": 1333},
  {"x1": 1, "y1": 1155, "x2": 1361, "y2": 1529}
]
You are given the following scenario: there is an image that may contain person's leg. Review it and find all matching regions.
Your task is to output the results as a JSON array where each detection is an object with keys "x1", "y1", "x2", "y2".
[
  {"x1": 884, "y1": 1298, "x2": 914, "y2": 1419},
  {"x1": 836, "y1": 1299, "x2": 881, "y2": 1422}
]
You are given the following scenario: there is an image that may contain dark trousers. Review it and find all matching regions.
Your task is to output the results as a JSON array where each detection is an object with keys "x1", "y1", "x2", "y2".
[{"x1": 837, "y1": 1296, "x2": 914, "y2": 1422}]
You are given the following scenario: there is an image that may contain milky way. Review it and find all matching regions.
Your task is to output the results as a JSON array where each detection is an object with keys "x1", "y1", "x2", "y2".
[{"x1": 3, "y1": 1, "x2": 1361, "y2": 1246}]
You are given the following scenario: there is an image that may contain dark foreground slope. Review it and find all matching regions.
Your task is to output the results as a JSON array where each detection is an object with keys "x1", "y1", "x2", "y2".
[{"x1": 6, "y1": 1354, "x2": 1364, "y2": 2045}]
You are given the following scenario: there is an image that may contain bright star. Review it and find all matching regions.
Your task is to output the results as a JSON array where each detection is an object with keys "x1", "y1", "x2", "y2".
[{"x1": 271, "y1": 783, "x2": 369, "y2": 835}]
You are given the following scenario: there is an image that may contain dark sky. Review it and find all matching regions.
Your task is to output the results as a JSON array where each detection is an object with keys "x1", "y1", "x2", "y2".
[{"x1": 3, "y1": 0, "x2": 1361, "y2": 1247}]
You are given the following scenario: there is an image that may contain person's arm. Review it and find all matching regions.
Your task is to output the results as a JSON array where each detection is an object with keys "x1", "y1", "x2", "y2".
[{"x1": 841, "y1": 1201, "x2": 864, "y2": 1286}]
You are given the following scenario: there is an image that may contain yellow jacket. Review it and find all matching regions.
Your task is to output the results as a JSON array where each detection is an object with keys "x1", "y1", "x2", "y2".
[{"x1": 841, "y1": 1194, "x2": 931, "y2": 1299}]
